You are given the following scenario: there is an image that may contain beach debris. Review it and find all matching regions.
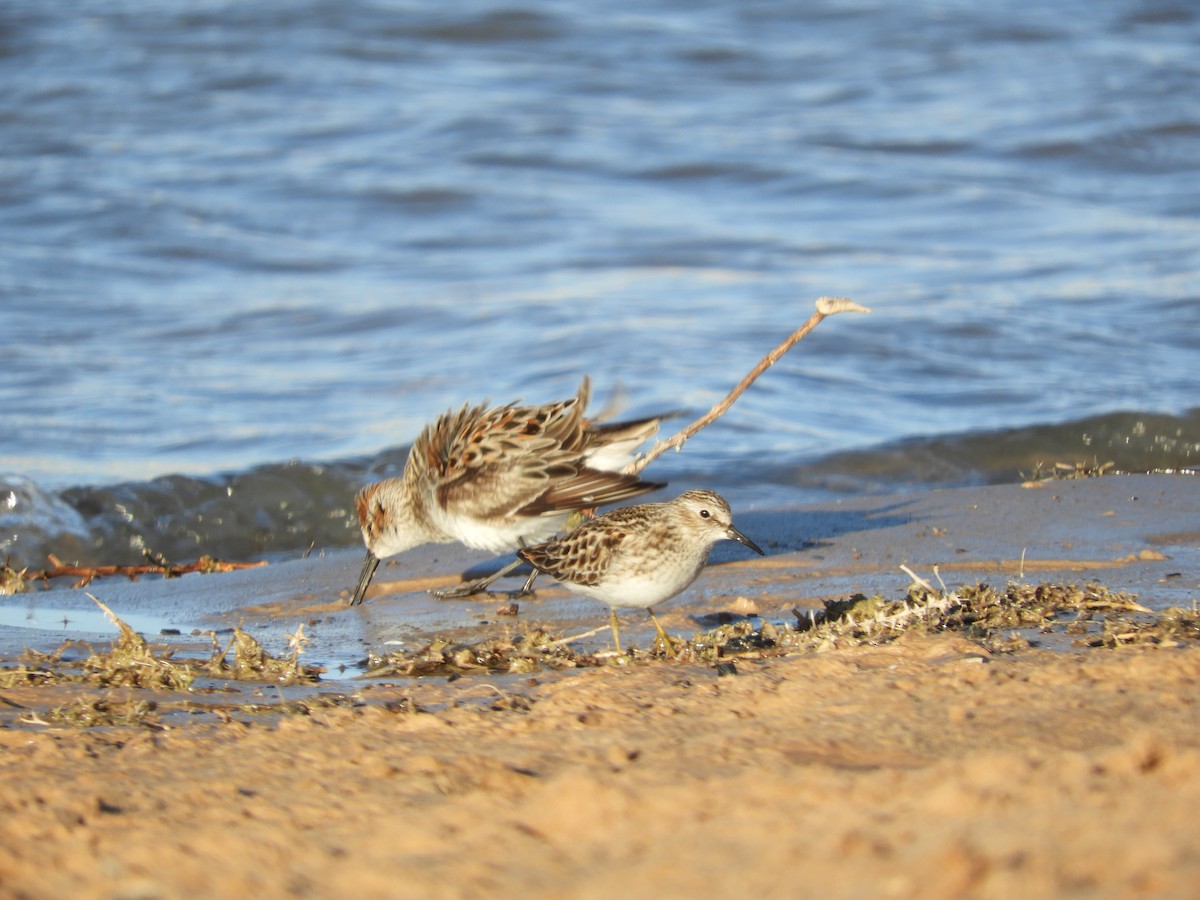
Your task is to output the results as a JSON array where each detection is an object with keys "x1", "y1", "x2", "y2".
[
  {"x1": 1, "y1": 561, "x2": 29, "y2": 595},
  {"x1": 364, "y1": 627, "x2": 584, "y2": 678},
  {"x1": 3, "y1": 567, "x2": 1194, "y2": 728},
  {"x1": 4, "y1": 582, "x2": 1196, "y2": 728},
  {"x1": 73, "y1": 594, "x2": 197, "y2": 691},
  {"x1": 1076, "y1": 604, "x2": 1200, "y2": 649},
  {"x1": 1022, "y1": 457, "x2": 1116, "y2": 485},
  {"x1": 357, "y1": 572, "x2": 1194, "y2": 676},
  {"x1": 201, "y1": 624, "x2": 321, "y2": 686},
  {"x1": 768, "y1": 574, "x2": 1157, "y2": 655},
  {"x1": 41, "y1": 696, "x2": 165, "y2": 729},
  {"x1": 3, "y1": 552, "x2": 267, "y2": 590},
  {"x1": 1, "y1": 596, "x2": 192, "y2": 691},
  {"x1": 0, "y1": 595, "x2": 320, "y2": 693}
]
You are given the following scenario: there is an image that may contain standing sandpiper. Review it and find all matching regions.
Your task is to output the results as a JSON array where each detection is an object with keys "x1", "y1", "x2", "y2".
[
  {"x1": 349, "y1": 378, "x2": 666, "y2": 605},
  {"x1": 517, "y1": 489, "x2": 764, "y2": 652}
]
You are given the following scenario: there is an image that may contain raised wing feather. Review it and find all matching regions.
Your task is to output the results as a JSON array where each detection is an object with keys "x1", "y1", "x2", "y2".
[{"x1": 413, "y1": 378, "x2": 656, "y2": 522}]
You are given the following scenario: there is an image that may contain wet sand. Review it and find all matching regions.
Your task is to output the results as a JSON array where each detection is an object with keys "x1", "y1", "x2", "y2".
[{"x1": 1, "y1": 474, "x2": 1198, "y2": 897}]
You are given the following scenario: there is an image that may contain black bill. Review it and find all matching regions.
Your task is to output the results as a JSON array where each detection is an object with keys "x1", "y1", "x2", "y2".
[
  {"x1": 349, "y1": 551, "x2": 380, "y2": 606},
  {"x1": 727, "y1": 526, "x2": 765, "y2": 556}
]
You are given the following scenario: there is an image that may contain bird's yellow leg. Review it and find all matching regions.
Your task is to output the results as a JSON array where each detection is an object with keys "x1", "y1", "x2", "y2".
[
  {"x1": 647, "y1": 608, "x2": 680, "y2": 654},
  {"x1": 609, "y1": 608, "x2": 623, "y2": 654}
]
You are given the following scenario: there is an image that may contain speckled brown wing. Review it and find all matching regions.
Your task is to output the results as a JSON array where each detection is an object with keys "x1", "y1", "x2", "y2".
[
  {"x1": 516, "y1": 467, "x2": 663, "y2": 516},
  {"x1": 518, "y1": 504, "x2": 652, "y2": 585},
  {"x1": 518, "y1": 521, "x2": 623, "y2": 586},
  {"x1": 411, "y1": 386, "x2": 580, "y2": 518},
  {"x1": 421, "y1": 379, "x2": 661, "y2": 521}
]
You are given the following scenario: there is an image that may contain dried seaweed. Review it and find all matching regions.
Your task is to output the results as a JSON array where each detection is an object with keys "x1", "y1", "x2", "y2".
[
  {"x1": 365, "y1": 627, "x2": 585, "y2": 678},
  {"x1": 76, "y1": 595, "x2": 197, "y2": 690},
  {"x1": 40, "y1": 697, "x2": 164, "y2": 729},
  {"x1": 767, "y1": 579, "x2": 1163, "y2": 656},
  {"x1": 0, "y1": 663, "x2": 70, "y2": 689},
  {"x1": 0, "y1": 597, "x2": 320, "y2": 691},
  {"x1": 761, "y1": 578, "x2": 1157, "y2": 655},
  {"x1": 647, "y1": 578, "x2": 1170, "y2": 661},
  {"x1": 1021, "y1": 457, "x2": 1116, "y2": 484},
  {"x1": 4, "y1": 577, "x2": 1196, "y2": 705},
  {"x1": 1077, "y1": 604, "x2": 1200, "y2": 649},
  {"x1": 355, "y1": 577, "x2": 1196, "y2": 677},
  {"x1": 1, "y1": 561, "x2": 30, "y2": 595},
  {"x1": 200, "y1": 624, "x2": 322, "y2": 685}
]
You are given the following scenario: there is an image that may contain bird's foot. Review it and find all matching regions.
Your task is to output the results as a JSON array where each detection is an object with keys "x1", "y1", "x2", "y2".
[
  {"x1": 647, "y1": 611, "x2": 684, "y2": 656},
  {"x1": 429, "y1": 580, "x2": 492, "y2": 600},
  {"x1": 429, "y1": 581, "x2": 537, "y2": 601},
  {"x1": 649, "y1": 631, "x2": 685, "y2": 656},
  {"x1": 429, "y1": 559, "x2": 537, "y2": 601}
]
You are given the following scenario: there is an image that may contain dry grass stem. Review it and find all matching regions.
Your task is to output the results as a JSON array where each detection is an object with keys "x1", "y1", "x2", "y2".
[{"x1": 626, "y1": 296, "x2": 870, "y2": 476}]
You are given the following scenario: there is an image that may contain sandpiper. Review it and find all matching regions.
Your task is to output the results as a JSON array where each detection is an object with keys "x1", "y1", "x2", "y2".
[
  {"x1": 516, "y1": 489, "x2": 764, "y2": 652},
  {"x1": 349, "y1": 378, "x2": 666, "y2": 605}
]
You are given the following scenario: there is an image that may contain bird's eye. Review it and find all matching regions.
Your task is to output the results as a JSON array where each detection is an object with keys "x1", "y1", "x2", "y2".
[{"x1": 699, "y1": 509, "x2": 711, "y2": 519}]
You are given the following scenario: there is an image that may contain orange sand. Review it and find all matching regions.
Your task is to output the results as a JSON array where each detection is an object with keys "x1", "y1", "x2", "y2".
[{"x1": 2, "y1": 635, "x2": 1198, "y2": 898}]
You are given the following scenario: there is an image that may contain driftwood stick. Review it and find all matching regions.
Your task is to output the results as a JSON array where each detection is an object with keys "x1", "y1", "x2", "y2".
[
  {"x1": 22, "y1": 554, "x2": 268, "y2": 589},
  {"x1": 626, "y1": 296, "x2": 870, "y2": 476}
]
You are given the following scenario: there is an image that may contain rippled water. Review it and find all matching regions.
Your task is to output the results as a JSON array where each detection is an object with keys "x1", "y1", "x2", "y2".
[{"x1": 2, "y1": 1, "x2": 1198, "y2": 567}]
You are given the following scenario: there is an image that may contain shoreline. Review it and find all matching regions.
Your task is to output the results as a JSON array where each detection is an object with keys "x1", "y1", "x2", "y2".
[{"x1": 1, "y1": 474, "x2": 1198, "y2": 896}]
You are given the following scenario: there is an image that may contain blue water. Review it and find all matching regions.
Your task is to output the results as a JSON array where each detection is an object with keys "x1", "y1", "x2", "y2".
[{"x1": 2, "y1": 1, "x2": 1198, "y2": 567}]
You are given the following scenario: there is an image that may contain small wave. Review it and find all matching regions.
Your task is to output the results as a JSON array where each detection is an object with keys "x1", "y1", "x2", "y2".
[
  {"x1": 781, "y1": 409, "x2": 1200, "y2": 494},
  {"x1": 412, "y1": 9, "x2": 562, "y2": 44},
  {"x1": 2, "y1": 462, "x2": 368, "y2": 571},
  {"x1": 3, "y1": 410, "x2": 1197, "y2": 571},
  {"x1": 0, "y1": 476, "x2": 92, "y2": 567}
]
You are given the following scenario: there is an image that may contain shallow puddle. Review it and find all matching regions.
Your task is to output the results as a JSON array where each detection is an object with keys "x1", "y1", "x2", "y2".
[{"x1": 0, "y1": 600, "x2": 174, "y2": 636}]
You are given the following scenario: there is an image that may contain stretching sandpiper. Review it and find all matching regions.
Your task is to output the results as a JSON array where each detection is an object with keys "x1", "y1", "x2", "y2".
[{"x1": 349, "y1": 378, "x2": 666, "y2": 605}]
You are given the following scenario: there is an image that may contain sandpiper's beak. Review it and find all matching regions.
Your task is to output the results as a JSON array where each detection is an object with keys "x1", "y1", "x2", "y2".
[
  {"x1": 727, "y1": 525, "x2": 765, "y2": 556},
  {"x1": 350, "y1": 550, "x2": 380, "y2": 606}
]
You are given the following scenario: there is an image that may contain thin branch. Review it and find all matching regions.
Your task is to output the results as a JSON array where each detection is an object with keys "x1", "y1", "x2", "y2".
[
  {"x1": 19, "y1": 554, "x2": 267, "y2": 589},
  {"x1": 547, "y1": 624, "x2": 613, "y2": 647},
  {"x1": 899, "y1": 564, "x2": 937, "y2": 593},
  {"x1": 625, "y1": 296, "x2": 871, "y2": 476}
]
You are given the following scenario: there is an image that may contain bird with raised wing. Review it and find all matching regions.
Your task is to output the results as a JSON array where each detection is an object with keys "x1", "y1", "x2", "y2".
[{"x1": 349, "y1": 378, "x2": 666, "y2": 605}]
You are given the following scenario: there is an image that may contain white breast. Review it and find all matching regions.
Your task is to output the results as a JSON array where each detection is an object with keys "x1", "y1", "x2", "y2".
[
  {"x1": 581, "y1": 555, "x2": 708, "y2": 610},
  {"x1": 443, "y1": 510, "x2": 570, "y2": 554}
]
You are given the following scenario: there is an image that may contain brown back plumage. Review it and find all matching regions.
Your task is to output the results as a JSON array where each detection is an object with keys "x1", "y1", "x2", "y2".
[
  {"x1": 409, "y1": 378, "x2": 664, "y2": 523},
  {"x1": 518, "y1": 503, "x2": 657, "y2": 585}
]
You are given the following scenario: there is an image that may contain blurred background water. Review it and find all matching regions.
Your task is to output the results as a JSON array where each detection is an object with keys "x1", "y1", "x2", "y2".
[{"x1": 1, "y1": 0, "x2": 1198, "y2": 568}]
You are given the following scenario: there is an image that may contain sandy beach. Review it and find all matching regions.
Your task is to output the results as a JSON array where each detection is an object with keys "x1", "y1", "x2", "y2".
[
  {"x1": 1, "y1": 474, "x2": 1198, "y2": 898},
  {"x1": 6, "y1": 2, "x2": 1198, "y2": 896}
]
